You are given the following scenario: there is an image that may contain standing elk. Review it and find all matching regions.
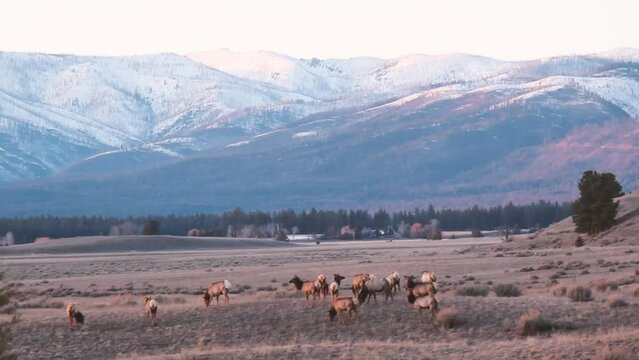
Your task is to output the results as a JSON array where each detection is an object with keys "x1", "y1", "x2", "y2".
[
  {"x1": 421, "y1": 271, "x2": 437, "y2": 284},
  {"x1": 328, "y1": 296, "x2": 358, "y2": 324},
  {"x1": 316, "y1": 273, "x2": 329, "y2": 301},
  {"x1": 145, "y1": 296, "x2": 158, "y2": 326},
  {"x1": 203, "y1": 280, "x2": 232, "y2": 307},
  {"x1": 65, "y1": 303, "x2": 84, "y2": 329},
  {"x1": 351, "y1": 273, "x2": 371, "y2": 295},
  {"x1": 328, "y1": 273, "x2": 346, "y2": 299},
  {"x1": 358, "y1": 275, "x2": 393, "y2": 304},
  {"x1": 407, "y1": 293, "x2": 439, "y2": 319},
  {"x1": 405, "y1": 275, "x2": 438, "y2": 296},
  {"x1": 386, "y1": 271, "x2": 401, "y2": 293},
  {"x1": 289, "y1": 275, "x2": 320, "y2": 303}
]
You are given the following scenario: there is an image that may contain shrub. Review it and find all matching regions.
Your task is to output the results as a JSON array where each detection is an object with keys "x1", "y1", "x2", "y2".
[
  {"x1": 634, "y1": 286, "x2": 639, "y2": 297},
  {"x1": 110, "y1": 295, "x2": 138, "y2": 307},
  {"x1": 567, "y1": 286, "x2": 592, "y2": 302},
  {"x1": 606, "y1": 294, "x2": 627, "y2": 308},
  {"x1": 595, "y1": 345, "x2": 631, "y2": 360},
  {"x1": 494, "y1": 284, "x2": 521, "y2": 297},
  {"x1": 455, "y1": 286, "x2": 489, "y2": 297},
  {"x1": 256, "y1": 286, "x2": 277, "y2": 292},
  {"x1": 575, "y1": 236, "x2": 584, "y2": 247},
  {"x1": 516, "y1": 309, "x2": 553, "y2": 336},
  {"x1": 591, "y1": 279, "x2": 617, "y2": 292},
  {"x1": 434, "y1": 308, "x2": 463, "y2": 329},
  {"x1": 551, "y1": 285, "x2": 567, "y2": 296}
]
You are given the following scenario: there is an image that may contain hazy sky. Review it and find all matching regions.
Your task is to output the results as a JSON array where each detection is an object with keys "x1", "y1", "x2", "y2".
[{"x1": 1, "y1": 0, "x2": 637, "y2": 60}]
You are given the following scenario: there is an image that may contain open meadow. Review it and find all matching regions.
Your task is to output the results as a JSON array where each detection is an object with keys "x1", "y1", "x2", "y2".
[{"x1": 1, "y1": 236, "x2": 638, "y2": 359}]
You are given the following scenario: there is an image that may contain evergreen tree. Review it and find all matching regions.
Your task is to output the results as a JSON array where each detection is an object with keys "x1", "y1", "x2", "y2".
[
  {"x1": 142, "y1": 220, "x2": 160, "y2": 235},
  {"x1": 572, "y1": 171, "x2": 623, "y2": 234}
]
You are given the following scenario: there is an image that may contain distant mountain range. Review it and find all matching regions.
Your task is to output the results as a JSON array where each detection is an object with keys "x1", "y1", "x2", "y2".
[{"x1": 0, "y1": 48, "x2": 638, "y2": 216}]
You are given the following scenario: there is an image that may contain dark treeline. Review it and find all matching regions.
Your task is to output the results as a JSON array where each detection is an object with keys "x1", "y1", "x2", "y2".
[{"x1": 0, "y1": 201, "x2": 571, "y2": 245}]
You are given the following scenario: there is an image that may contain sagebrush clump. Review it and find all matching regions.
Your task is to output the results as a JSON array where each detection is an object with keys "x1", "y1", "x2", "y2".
[
  {"x1": 567, "y1": 286, "x2": 592, "y2": 302},
  {"x1": 455, "y1": 286, "x2": 489, "y2": 297},
  {"x1": 494, "y1": 284, "x2": 521, "y2": 297},
  {"x1": 606, "y1": 294, "x2": 627, "y2": 308},
  {"x1": 516, "y1": 309, "x2": 553, "y2": 336},
  {"x1": 434, "y1": 308, "x2": 463, "y2": 329}
]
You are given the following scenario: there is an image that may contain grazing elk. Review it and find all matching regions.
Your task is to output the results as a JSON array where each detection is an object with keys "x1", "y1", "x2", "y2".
[
  {"x1": 351, "y1": 273, "x2": 371, "y2": 295},
  {"x1": 328, "y1": 273, "x2": 346, "y2": 299},
  {"x1": 65, "y1": 303, "x2": 84, "y2": 329},
  {"x1": 203, "y1": 280, "x2": 232, "y2": 307},
  {"x1": 328, "y1": 297, "x2": 358, "y2": 324},
  {"x1": 407, "y1": 293, "x2": 439, "y2": 319},
  {"x1": 358, "y1": 275, "x2": 393, "y2": 304},
  {"x1": 386, "y1": 271, "x2": 401, "y2": 293},
  {"x1": 145, "y1": 296, "x2": 158, "y2": 326},
  {"x1": 289, "y1": 275, "x2": 320, "y2": 303}
]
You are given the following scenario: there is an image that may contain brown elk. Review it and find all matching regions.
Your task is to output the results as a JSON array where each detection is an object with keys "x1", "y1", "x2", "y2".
[
  {"x1": 328, "y1": 273, "x2": 346, "y2": 299},
  {"x1": 351, "y1": 273, "x2": 371, "y2": 295},
  {"x1": 421, "y1": 271, "x2": 437, "y2": 284},
  {"x1": 405, "y1": 275, "x2": 438, "y2": 296},
  {"x1": 386, "y1": 271, "x2": 401, "y2": 293},
  {"x1": 65, "y1": 303, "x2": 84, "y2": 329},
  {"x1": 145, "y1": 296, "x2": 158, "y2": 326},
  {"x1": 328, "y1": 297, "x2": 358, "y2": 324},
  {"x1": 407, "y1": 293, "x2": 439, "y2": 319},
  {"x1": 316, "y1": 273, "x2": 329, "y2": 300},
  {"x1": 289, "y1": 275, "x2": 320, "y2": 302},
  {"x1": 203, "y1": 280, "x2": 232, "y2": 307}
]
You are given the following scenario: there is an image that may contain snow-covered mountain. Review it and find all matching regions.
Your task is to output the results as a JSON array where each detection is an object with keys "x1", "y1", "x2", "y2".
[
  {"x1": 187, "y1": 49, "x2": 514, "y2": 99},
  {"x1": 0, "y1": 49, "x2": 638, "y2": 215},
  {"x1": 0, "y1": 52, "x2": 319, "y2": 181}
]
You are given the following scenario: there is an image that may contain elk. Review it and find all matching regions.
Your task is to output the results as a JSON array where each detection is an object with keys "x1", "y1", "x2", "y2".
[
  {"x1": 145, "y1": 296, "x2": 158, "y2": 326},
  {"x1": 358, "y1": 275, "x2": 393, "y2": 304},
  {"x1": 65, "y1": 303, "x2": 84, "y2": 329},
  {"x1": 203, "y1": 280, "x2": 232, "y2": 307},
  {"x1": 351, "y1": 273, "x2": 371, "y2": 295},
  {"x1": 328, "y1": 297, "x2": 358, "y2": 324},
  {"x1": 405, "y1": 275, "x2": 438, "y2": 296},
  {"x1": 421, "y1": 271, "x2": 437, "y2": 284},
  {"x1": 289, "y1": 275, "x2": 320, "y2": 302},
  {"x1": 386, "y1": 271, "x2": 401, "y2": 293},
  {"x1": 407, "y1": 293, "x2": 439, "y2": 319},
  {"x1": 317, "y1": 274, "x2": 329, "y2": 300},
  {"x1": 405, "y1": 275, "x2": 437, "y2": 297},
  {"x1": 328, "y1": 273, "x2": 346, "y2": 299}
]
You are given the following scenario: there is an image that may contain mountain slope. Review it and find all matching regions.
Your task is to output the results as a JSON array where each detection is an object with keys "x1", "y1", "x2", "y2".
[
  {"x1": 0, "y1": 50, "x2": 638, "y2": 215},
  {"x1": 0, "y1": 52, "x2": 316, "y2": 181}
]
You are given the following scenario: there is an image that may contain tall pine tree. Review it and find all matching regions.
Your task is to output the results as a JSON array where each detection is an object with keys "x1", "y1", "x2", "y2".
[{"x1": 572, "y1": 171, "x2": 623, "y2": 234}]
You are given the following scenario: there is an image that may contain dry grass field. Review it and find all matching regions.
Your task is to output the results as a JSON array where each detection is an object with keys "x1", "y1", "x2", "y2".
[{"x1": 1, "y1": 236, "x2": 638, "y2": 359}]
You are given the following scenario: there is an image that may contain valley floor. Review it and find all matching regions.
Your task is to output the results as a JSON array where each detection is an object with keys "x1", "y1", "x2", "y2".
[{"x1": 1, "y1": 237, "x2": 638, "y2": 359}]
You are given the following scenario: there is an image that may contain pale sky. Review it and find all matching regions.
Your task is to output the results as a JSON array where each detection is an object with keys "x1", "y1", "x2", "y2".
[{"x1": 1, "y1": 0, "x2": 637, "y2": 60}]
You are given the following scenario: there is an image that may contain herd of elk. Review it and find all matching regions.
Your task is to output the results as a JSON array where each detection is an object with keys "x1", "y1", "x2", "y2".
[{"x1": 63, "y1": 271, "x2": 438, "y2": 329}]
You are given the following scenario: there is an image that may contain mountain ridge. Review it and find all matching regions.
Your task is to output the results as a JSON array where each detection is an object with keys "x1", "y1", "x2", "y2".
[{"x1": 0, "y1": 49, "x2": 638, "y2": 215}]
